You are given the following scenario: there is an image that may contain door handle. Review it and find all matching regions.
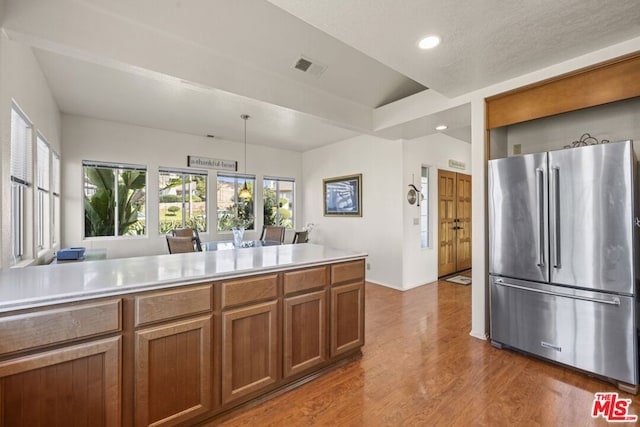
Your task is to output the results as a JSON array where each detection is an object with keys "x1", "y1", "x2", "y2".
[
  {"x1": 495, "y1": 279, "x2": 621, "y2": 306},
  {"x1": 536, "y1": 168, "x2": 545, "y2": 267},
  {"x1": 552, "y1": 167, "x2": 561, "y2": 269}
]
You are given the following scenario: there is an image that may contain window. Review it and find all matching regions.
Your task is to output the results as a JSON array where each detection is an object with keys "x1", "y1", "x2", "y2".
[
  {"x1": 159, "y1": 168, "x2": 207, "y2": 234},
  {"x1": 36, "y1": 135, "x2": 50, "y2": 250},
  {"x1": 83, "y1": 161, "x2": 147, "y2": 238},
  {"x1": 263, "y1": 177, "x2": 294, "y2": 228},
  {"x1": 216, "y1": 173, "x2": 255, "y2": 231},
  {"x1": 420, "y1": 166, "x2": 430, "y2": 248},
  {"x1": 51, "y1": 152, "x2": 60, "y2": 245},
  {"x1": 10, "y1": 105, "x2": 33, "y2": 263}
]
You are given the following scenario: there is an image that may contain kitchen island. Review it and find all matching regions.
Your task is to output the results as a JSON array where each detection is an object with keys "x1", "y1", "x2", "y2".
[{"x1": 0, "y1": 243, "x2": 366, "y2": 426}]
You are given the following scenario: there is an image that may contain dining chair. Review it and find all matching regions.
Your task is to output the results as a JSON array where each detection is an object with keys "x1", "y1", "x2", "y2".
[
  {"x1": 166, "y1": 235, "x2": 197, "y2": 254},
  {"x1": 173, "y1": 227, "x2": 203, "y2": 252},
  {"x1": 292, "y1": 231, "x2": 308, "y2": 244},
  {"x1": 260, "y1": 225, "x2": 285, "y2": 244}
]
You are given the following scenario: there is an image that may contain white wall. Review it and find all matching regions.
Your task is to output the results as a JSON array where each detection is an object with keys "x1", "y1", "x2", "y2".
[
  {"x1": 506, "y1": 97, "x2": 640, "y2": 158},
  {"x1": 301, "y1": 135, "x2": 404, "y2": 288},
  {"x1": 0, "y1": 33, "x2": 61, "y2": 266},
  {"x1": 402, "y1": 134, "x2": 471, "y2": 289},
  {"x1": 61, "y1": 114, "x2": 302, "y2": 259}
]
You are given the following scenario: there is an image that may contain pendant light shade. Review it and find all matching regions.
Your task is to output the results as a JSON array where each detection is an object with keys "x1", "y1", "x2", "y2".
[{"x1": 238, "y1": 114, "x2": 252, "y2": 199}]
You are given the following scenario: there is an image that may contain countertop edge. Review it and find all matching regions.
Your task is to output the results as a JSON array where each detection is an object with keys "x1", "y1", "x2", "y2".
[{"x1": 0, "y1": 249, "x2": 367, "y2": 313}]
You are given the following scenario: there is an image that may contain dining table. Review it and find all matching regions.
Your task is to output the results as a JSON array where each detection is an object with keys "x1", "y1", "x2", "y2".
[{"x1": 201, "y1": 240, "x2": 282, "y2": 251}]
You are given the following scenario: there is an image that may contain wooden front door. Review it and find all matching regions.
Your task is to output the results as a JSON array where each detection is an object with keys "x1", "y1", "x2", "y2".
[{"x1": 438, "y1": 170, "x2": 472, "y2": 277}]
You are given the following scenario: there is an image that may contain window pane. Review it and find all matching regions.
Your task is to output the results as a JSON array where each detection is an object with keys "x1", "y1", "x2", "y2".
[
  {"x1": 36, "y1": 137, "x2": 49, "y2": 191},
  {"x1": 185, "y1": 174, "x2": 207, "y2": 232},
  {"x1": 84, "y1": 163, "x2": 147, "y2": 237},
  {"x1": 52, "y1": 152, "x2": 60, "y2": 195},
  {"x1": 217, "y1": 174, "x2": 254, "y2": 231},
  {"x1": 159, "y1": 171, "x2": 208, "y2": 233},
  {"x1": 263, "y1": 178, "x2": 294, "y2": 228},
  {"x1": 10, "y1": 107, "x2": 32, "y2": 183},
  {"x1": 159, "y1": 171, "x2": 183, "y2": 233},
  {"x1": 11, "y1": 184, "x2": 23, "y2": 261},
  {"x1": 10, "y1": 106, "x2": 31, "y2": 263},
  {"x1": 420, "y1": 166, "x2": 429, "y2": 248},
  {"x1": 119, "y1": 169, "x2": 146, "y2": 236}
]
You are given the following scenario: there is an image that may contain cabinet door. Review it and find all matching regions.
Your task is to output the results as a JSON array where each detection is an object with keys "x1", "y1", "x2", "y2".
[
  {"x1": 330, "y1": 282, "x2": 365, "y2": 357},
  {"x1": 221, "y1": 300, "x2": 279, "y2": 405},
  {"x1": 135, "y1": 316, "x2": 212, "y2": 426},
  {"x1": 284, "y1": 290, "x2": 327, "y2": 378},
  {"x1": 0, "y1": 337, "x2": 121, "y2": 426}
]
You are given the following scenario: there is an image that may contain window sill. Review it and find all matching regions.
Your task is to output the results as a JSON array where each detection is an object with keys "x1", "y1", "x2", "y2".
[{"x1": 11, "y1": 258, "x2": 37, "y2": 269}]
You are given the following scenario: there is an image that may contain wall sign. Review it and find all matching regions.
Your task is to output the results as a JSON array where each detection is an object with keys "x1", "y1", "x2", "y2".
[
  {"x1": 187, "y1": 156, "x2": 237, "y2": 171},
  {"x1": 448, "y1": 159, "x2": 466, "y2": 170}
]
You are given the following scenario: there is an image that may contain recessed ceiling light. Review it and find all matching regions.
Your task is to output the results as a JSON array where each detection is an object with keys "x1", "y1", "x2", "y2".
[
  {"x1": 435, "y1": 125, "x2": 448, "y2": 131},
  {"x1": 418, "y1": 35, "x2": 440, "y2": 50}
]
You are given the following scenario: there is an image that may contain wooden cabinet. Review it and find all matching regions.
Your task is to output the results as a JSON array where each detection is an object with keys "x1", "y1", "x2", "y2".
[
  {"x1": 221, "y1": 300, "x2": 279, "y2": 404},
  {"x1": 0, "y1": 298, "x2": 122, "y2": 426},
  {"x1": 0, "y1": 259, "x2": 365, "y2": 426},
  {"x1": 0, "y1": 337, "x2": 121, "y2": 426},
  {"x1": 284, "y1": 290, "x2": 327, "y2": 377},
  {"x1": 133, "y1": 285, "x2": 214, "y2": 426},
  {"x1": 330, "y1": 260, "x2": 365, "y2": 358},
  {"x1": 135, "y1": 316, "x2": 212, "y2": 426}
]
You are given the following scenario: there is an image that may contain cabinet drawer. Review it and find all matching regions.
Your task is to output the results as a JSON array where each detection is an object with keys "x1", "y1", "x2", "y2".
[
  {"x1": 0, "y1": 299, "x2": 121, "y2": 356},
  {"x1": 284, "y1": 267, "x2": 327, "y2": 295},
  {"x1": 221, "y1": 274, "x2": 278, "y2": 309},
  {"x1": 135, "y1": 284, "x2": 212, "y2": 327},
  {"x1": 330, "y1": 260, "x2": 365, "y2": 286}
]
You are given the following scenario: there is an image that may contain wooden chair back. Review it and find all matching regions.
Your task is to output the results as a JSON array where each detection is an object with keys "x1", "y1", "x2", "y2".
[
  {"x1": 292, "y1": 231, "x2": 308, "y2": 244},
  {"x1": 260, "y1": 225, "x2": 285, "y2": 243},
  {"x1": 173, "y1": 228, "x2": 202, "y2": 251},
  {"x1": 166, "y1": 236, "x2": 196, "y2": 254}
]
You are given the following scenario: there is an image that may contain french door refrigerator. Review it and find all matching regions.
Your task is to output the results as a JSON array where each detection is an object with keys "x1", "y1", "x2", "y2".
[{"x1": 489, "y1": 140, "x2": 638, "y2": 388}]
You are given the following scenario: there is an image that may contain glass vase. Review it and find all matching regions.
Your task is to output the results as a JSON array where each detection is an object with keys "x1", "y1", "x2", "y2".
[{"x1": 232, "y1": 226, "x2": 245, "y2": 247}]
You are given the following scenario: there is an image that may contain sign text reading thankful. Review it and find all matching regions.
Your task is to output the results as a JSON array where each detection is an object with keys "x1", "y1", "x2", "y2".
[{"x1": 188, "y1": 156, "x2": 237, "y2": 172}]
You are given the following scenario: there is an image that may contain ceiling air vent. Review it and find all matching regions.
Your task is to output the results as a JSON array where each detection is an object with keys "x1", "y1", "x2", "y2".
[{"x1": 293, "y1": 55, "x2": 327, "y2": 78}]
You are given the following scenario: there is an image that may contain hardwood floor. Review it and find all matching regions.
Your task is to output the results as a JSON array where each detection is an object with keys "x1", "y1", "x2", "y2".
[{"x1": 212, "y1": 279, "x2": 639, "y2": 426}]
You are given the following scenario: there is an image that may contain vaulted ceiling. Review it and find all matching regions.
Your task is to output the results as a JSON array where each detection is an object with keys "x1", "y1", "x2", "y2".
[{"x1": 3, "y1": 0, "x2": 640, "y2": 150}]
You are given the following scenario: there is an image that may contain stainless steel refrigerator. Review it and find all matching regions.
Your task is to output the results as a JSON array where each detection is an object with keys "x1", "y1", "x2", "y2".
[{"x1": 489, "y1": 140, "x2": 638, "y2": 388}]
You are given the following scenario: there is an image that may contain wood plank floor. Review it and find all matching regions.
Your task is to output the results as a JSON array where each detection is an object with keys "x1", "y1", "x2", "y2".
[{"x1": 214, "y1": 279, "x2": 640, "y2": 426}]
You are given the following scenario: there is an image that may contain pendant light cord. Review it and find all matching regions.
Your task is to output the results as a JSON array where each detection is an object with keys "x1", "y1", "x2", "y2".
[{"x1": 241, "y1": 114, "x2": 250, "y2": 175}]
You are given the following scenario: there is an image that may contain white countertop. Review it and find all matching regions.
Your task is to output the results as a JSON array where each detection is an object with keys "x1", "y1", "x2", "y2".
[{"x1": 0, "y1": 244, "x2": 367, "y2": 313}]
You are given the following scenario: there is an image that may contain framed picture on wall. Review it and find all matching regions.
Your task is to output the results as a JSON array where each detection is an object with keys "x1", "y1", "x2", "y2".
[{"x1": 323, "y1": 174, "x2": 362, "y2": 217}]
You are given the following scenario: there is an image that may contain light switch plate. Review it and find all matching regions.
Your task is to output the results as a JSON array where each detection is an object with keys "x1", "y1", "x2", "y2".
[
  {"x1": 513, "y1": 144, "x2": 522, "y2": 155},
  {"x1": 413, "y1": 218, "x2": 420, "y2": 225}
]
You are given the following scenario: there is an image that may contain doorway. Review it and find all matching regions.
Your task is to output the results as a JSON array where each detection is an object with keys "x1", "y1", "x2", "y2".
[{"x1": 438, "y1": 170, "x2": 472, "y2": 277}]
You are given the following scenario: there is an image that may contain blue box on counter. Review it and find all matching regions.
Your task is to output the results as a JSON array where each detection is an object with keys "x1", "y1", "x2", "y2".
[{"x1": 57, "y1": 247, "x2": 86, "y2": 260}]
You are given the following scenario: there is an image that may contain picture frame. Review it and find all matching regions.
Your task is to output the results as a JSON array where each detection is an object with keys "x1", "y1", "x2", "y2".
[{"x1": 323, "y1": 173, "x2": 362, "y2": 217}]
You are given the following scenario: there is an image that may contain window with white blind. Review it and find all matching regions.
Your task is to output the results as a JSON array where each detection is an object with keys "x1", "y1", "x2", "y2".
[
  {"x1": 51, "y1": 152, "x2": 60, "y2": 246},
  {"x1": 83, "y1": 161, "x2": 147, "y2": 238},
  {"x1": 420, "y1": 166, "x2": 430, "y2": 248},
  {"x1": 10, "y1": 105, "x2": 33, "y2": 263},
  {"x1": 216, "y1": 173, "x2": 255, "y2": 231},
  {"x1": 263, "y1": 177, "x2": 294, "y2": 228},
  {"x1": 36, "y1": 136, "x2": 50, "y2": 250},
  {"x1": 159, "y1": 168, "x2": 208, "y2": 234}
]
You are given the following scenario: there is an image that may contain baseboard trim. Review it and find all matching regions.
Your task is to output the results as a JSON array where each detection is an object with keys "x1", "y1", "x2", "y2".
[{"x1": 469, "y1": 330, "x2": 488, "y2": 341}]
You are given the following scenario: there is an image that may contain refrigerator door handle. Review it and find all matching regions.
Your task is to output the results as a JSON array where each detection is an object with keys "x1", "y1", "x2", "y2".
[
  {"x1": 536, "y1": 168, "x2": 545, "y2": 267},
  {"x1": 494, "y1": 279, "x2": 621, "y2": 306},
  {"x1": 552, "y1": 167, "x2": 561, "y2": 269}
]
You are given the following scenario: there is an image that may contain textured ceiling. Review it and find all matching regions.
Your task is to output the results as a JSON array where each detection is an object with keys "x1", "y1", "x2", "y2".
[
  {"x1": 268, "y1": 0, "x2": 640, "y2": 96},
  {"x1": 4, "y1": 0, "x2": 640, "y2": 150}
]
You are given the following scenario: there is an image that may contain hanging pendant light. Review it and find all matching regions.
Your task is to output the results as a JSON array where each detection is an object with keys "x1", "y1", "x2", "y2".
[{"x1": 238, "y1": 114, "x2": 252, "y2": 199}]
